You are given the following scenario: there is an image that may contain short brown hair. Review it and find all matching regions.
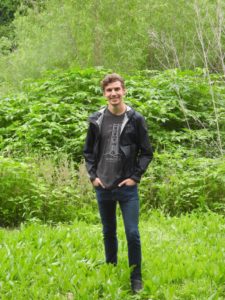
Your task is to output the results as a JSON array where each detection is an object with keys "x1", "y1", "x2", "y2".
[{"x1": 101, "y1": 73, "x2": 125, "y2": 91}]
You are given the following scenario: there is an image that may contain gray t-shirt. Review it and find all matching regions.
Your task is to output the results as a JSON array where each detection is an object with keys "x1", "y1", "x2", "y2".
[{"x1": 96, "y1": 108, "x2": 125, "y2": 189}]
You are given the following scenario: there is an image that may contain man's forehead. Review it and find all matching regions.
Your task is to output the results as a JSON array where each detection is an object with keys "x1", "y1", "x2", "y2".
[{"x1": 105, "y1": 81, "x2": 123, "y2": 89}]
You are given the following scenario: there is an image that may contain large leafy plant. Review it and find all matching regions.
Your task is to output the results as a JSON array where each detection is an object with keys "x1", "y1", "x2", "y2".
[{"x1": 1, "y1": 68, "x2": 224, "y2": 158}]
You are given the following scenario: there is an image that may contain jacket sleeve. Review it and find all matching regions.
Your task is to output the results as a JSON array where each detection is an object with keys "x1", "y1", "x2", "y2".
[
  {"x1": 130, "y1": 115, "x2": 153, "y2": 183},
  {"x1": 83, "y1": 122, "x2": 98, "y2": 181}
]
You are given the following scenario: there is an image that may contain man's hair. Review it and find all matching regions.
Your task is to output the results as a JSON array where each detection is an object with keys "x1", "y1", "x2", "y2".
[{"x1": 101, "y1": 73, "x2": 125, "y2": 91}]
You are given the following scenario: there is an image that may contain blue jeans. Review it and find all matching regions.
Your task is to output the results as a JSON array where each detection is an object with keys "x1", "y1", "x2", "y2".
[{"x1": 95, "y1": 185, "x2": 142, "y2": 281}]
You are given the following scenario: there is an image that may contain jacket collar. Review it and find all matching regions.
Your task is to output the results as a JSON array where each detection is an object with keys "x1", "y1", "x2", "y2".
[{"x1": 91, "y1": 105, "x2": 134, "y2": 131}]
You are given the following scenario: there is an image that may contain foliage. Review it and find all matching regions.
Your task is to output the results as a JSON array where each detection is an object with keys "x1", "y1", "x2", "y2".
[
  {"x1": 0, "y1": 0, "x2": 19, "y2": 55},
  {"x1": 0, "y1": 68, "x2": 105, "y2": 159},
  {"x1": 0, "y1": 0, "x2": 45, "y2": 26},
  {"x1": 0, "y1": 213, "x2": 225, "y2": 298},
  {"x1": 127, "y1": 69, "x2": 225, "y2": 156},
  {"x1": 0, "y1": 68, "x2": 224, "y2": 158},
  {"x1": 0, "y1": 0, "x2": 45, "y2": 56},
  {"x1": 140, "y1": 151, "x2": 225, "y2": 215},
  {"x1": 0, "y1": 67, "x2": 224, "y2": 222},
  {"x1": 0, "y1": 156, "x2": 42, "y2": 226},
  {"x1": 0, "y1": 155, "x2": 97, "y2": 227},
  {"x1": 0, "y1": 0, "x2": 20, "y2": 25},
  {"x1": 0, "y1": 0, "x2": 225, "y2": 83},
  {"x1": 0, "y1": 151, "x2": 224, "y2": 227}
]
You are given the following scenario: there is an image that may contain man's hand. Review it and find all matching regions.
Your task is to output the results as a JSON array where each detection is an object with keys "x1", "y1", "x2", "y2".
[
  {"x1": 118, "y1": 178, "x2": 136, "y2": 187},
  {"x1": 92, "y1": 177, "x2": 105, "y2": 188}
]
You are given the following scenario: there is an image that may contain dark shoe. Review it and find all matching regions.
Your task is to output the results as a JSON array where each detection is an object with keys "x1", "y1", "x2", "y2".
[{"x1": 131, "y1": 279, "x2": 143, "y2": 293}]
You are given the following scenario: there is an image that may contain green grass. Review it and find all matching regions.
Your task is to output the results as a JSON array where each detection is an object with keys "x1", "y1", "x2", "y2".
[{"x1": 0, "y1": 212, "x2": 225, "y2": 299}]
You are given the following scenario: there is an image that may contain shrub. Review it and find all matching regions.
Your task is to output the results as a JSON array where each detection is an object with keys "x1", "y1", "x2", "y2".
[
  {"x1": 0, "y1": 155, "x2": 98, "y2": 227},
  {"x1": 0, "y1": 156, "x2": 43, "y2": 226},
  {"x1": 0, "y1": 68, "x2": 224, "y2": 158},
  {"x1": 140, "y1": 152, "x2": 225, "y2": 215}
]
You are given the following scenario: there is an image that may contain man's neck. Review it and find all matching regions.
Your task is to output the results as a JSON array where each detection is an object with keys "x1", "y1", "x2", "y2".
[{"x1": 108, "y1": 103, "x2": 127, "y2": 116}]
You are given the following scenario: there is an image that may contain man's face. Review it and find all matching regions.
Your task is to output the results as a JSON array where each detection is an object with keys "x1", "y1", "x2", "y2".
[{"x1": 103, "y1": 81, "x2": 126, "y2": 107}]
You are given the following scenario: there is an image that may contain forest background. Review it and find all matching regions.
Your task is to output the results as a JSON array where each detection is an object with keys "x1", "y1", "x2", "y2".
[{"x1": 0, "y1": 0, "x2": 225, "y2": 299}]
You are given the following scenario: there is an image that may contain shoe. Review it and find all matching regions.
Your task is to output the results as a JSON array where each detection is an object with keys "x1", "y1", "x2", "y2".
[{"x1": 131, "y1": 279, "x2": 143, "y2": 293}]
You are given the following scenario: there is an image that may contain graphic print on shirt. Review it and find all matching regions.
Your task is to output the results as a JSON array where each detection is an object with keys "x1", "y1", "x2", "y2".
[{"x1": 104, "y1": 123, "x2": 121, "y2": 162}]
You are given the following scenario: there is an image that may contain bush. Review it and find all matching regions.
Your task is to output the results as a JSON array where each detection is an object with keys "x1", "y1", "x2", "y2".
[
  {"x1": 0, "y1": 68, "x2": 224, "y2": 158},
  {"x1": 0, "y1": 156, "x2": 43, "y2": 226},
  {"x1": 1, "y1": 151, "x2": 225, "y2": 227},
  {"x1": 0, "y1": 155, "x2": 98, "y2": 227},
  {"x1": 140, "y1": 151, "x2": 225, "y2": 215},
  {"x1": 0, "y1": 68, "x2": 107, "y2": 159}
]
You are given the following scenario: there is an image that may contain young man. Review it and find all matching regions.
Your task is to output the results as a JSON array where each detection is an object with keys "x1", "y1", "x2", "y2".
[{"x1": 83, "y1": 73, "x2": 153, "y2": 293}]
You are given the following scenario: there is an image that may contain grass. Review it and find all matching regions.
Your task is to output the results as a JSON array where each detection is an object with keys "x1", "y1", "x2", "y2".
[{"x1": 0, "y1": 211, "x2": 225, "y2": 299}]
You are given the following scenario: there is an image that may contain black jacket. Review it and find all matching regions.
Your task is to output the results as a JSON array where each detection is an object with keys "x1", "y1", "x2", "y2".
[{"x1": 83, "y1": 106, "x2": 153, "y2": 184}]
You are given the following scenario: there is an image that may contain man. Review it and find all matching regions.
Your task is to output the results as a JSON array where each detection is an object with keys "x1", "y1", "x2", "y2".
[{"x1": 83, "y1": 73, "x2": 153, "y2": 293}]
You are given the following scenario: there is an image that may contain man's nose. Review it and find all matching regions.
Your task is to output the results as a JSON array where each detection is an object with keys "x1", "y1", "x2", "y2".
[{"x1": 111, "y1": 89, "x2": 116, "y2": 95}]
